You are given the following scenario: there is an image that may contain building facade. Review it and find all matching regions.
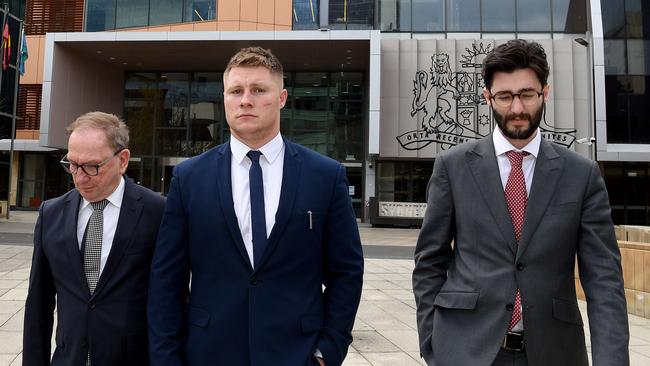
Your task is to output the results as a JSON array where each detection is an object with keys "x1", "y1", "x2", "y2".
[{"x1": 11, "y1": 0, "x2": 650, "y2": 226}]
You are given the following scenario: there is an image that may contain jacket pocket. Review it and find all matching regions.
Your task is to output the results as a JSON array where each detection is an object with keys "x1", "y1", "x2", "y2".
[
  {"x1": 188, "y1": 306, "x2": 210, "y2": 328},
  {"x1": 301, "y1": 314, "x2": 323, "y2": 333},
  {"x1": 433, "y1": 291, "x2": 479, "y2": 310},
  {"x1": 552, "y1": 298, "x2": 583, "y2": 325}
]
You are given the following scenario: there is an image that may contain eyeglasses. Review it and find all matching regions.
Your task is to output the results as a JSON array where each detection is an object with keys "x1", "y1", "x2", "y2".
[
  {"x1": 488, "y1": 89, "x2": 544, "y2": 108},
  {"x1": 60, "y1": 150, "x2": 122, "y2": 176}
]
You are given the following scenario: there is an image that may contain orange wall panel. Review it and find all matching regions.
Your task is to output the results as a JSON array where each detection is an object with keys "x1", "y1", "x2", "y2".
[
  {"x1": 218, "y1": 21, "x2": 240, "y2": 31},
  {"x1": 169, "y1": 23, "x2": 194, "y2": 32},
  {"x1": 240, "y1": 0, "x2": 258, "y2": 23},
  {"x1": 258, "y1": 0, "x2": 275, "y2": 25},
  {"x1": 257, "y1": 23, "x2": 275, "y2": 31},
  {"x1": 240, "y1": 21, "x2": 257, "y2": 31},
  {"x1": 275, "y1": 0, "x2": 292, "y2": 27},
  {"x1": 219, "y1": 0, "x2": 241, "y2": 21},
  {"x1": 20, "y1": 35, "x2": 45, "y2": 85}
]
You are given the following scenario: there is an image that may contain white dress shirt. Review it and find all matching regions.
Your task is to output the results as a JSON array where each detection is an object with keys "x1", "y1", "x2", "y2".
[
  {"x1": 492, "y1": 127, "x2": 541, "y2": 332},
  {"x1": 230, "y1": 133, "x2": 285, "y2": 268},
  {"x1": 77, "y1": 176, "x2": 125, "y2": 275}
]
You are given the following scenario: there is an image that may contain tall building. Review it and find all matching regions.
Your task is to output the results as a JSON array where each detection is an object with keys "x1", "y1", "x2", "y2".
[{"x1": 11, "y1": 0, "x2": 650, "y2": 226}]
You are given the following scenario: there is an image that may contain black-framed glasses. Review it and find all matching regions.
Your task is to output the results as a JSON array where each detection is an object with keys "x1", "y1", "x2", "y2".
[
  {"x1": 60, "y1": 150, "x2": 122, "y2": 176},
  {"x1": 489, "y1": 89, "x2": 544, "y2": 108}
]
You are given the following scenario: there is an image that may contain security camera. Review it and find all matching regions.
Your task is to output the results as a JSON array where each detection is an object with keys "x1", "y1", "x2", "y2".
[{"x1": 576, "y1": 137, "x2": 595, "y2": 146}]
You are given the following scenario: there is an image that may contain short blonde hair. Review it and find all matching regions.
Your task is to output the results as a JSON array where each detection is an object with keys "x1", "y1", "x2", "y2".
[
  {"x1": 67, "y1": 111, "x2": 129, "y2": 151},
  {"x1": 225, "y1": 46, "x2": 284, "y2": 80}
]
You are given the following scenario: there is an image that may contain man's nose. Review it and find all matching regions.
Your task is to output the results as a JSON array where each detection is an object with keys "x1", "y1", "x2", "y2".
[
  {"x1": 510, "y1": 95, "x2": 525, "y2": 113},
  {"x1": 240, "y1": 89, "x2": 253, "y2": 106}
]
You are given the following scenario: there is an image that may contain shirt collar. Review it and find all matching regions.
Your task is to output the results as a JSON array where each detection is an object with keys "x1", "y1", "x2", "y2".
[
  {"x1": 492, "y1": 127, "x2": 541, "y2": 158},
  {"x1": 230, "y1": 132, "x2": 284, "y2": 165},
  {"x1": 80, "y1": 176, "x2": 125, "y2": 211}
]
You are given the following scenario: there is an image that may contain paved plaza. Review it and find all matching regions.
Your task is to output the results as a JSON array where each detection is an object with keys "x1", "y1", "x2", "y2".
[{"x1": 0, "y1": 212, "x2": 649, "y2": 365}]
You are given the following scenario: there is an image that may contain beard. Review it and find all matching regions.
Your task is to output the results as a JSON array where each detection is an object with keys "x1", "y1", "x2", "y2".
[{"x1": 492, "y1": 103, "x2": 544, "y2": 140}]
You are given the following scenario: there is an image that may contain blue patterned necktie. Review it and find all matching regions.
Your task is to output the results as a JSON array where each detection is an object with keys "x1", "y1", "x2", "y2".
[{"x1": 247, "y1": 150, "x2": 267, "y2": 268}]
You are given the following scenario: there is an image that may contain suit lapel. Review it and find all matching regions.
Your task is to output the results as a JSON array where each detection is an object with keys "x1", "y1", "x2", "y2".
[
  {"x1": 64, "y1": 191, "x2": 88, "y2": 293},
  {"x1": 517, "y1": 139, "x2": 563, "y2": 259},
  {"x1": 257, "y1": 139, "x2": 301, "y2": 270},
  {"x1": 93, "y1": 178, "x2": 143, "y2": 298},
  {"x1": 467, "y1": 138, "x2": 518, "y2": 255},
  {"x1": 215, "y1": 142, "x2": 254, "y2": 271}
]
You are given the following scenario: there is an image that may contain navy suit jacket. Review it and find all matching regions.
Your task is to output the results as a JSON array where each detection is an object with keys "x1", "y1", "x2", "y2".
[
  {"x1": 23, "y1": 177, "x2": 165, "y2": 366},
  {"x1": 148, "y1": 139, "x2": 364, "y2": 366}
]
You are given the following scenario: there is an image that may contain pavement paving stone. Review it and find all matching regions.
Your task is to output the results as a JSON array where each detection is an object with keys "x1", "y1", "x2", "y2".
[
  {"x1": 0, "y1": 289, "x2": 27, "y2": 302},
  {"x1": 0, "y1": 354, "x2": 17, "y2": 366},
  {"x1": 0, "y1": 301, "x2": 22, "y2": 315},
  {"x1": 0, "y1": 310, "x2": 24, "y2": 331},
  {"x1": 8, "y1": 353, "x2": 20, "y2": 366},
  {"x1": 350, "y1": 330, "x2": 400, "y2": 353},
  {"x1": 0, "y1": 331, "x2": 22, "y2": 354},
  {"x1": 361, "y1": 352, "x2": 423, "y2": 366},
  {"x1": 0, "y1": 280, "x2": 21, "y2": 290}
]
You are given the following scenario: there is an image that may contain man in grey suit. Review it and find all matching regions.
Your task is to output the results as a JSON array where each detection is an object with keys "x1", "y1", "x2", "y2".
[{"x1": 413, "y1": 40, "x2": 629, "y2": 366}]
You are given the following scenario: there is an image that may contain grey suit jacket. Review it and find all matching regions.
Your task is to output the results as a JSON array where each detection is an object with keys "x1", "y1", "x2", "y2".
[{"x1": 412, "y1": 136, "x2": 629, "y2": 366}]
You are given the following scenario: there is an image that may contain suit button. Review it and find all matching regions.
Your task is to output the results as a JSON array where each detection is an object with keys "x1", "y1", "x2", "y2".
[
  {"x1": 88, "y1": 302, "x2": 96, "y2": 310},
  {"x1": 516, "y1": 263, "x2": 525, "y2": 271},
  {"x1": 506, "y1": 303, "x2": 514, "y2": 311},
  {"x1": 250, "y1": 276, "x2": 257, "y2": 285}
]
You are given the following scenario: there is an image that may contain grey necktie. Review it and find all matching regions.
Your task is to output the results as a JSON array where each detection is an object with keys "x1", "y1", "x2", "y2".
[
  {"x1": 83, "y1": 199, "x2": 108, "y2": 366},
  {"x1": 84, "y1": 199, "x2": 108, "y2": 295}
]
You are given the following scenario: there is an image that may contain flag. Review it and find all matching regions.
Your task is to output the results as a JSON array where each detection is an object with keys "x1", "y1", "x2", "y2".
[
  {"x1": 19, "y1": 30, "x2": 27, "y2": 76},
  {"x1": 2, "y1": 23, "x2": 10, "y2": 71}
]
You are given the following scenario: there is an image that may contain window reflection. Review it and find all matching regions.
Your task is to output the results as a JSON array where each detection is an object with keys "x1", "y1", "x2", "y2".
[
  {"x1": 380, "y1": 0, "x2": 412, "y2": 31},
  {"x1": 413, "y1": 0, "x2": 443, "y2": 31},
  {"x1": 552, "y1": 0, "x2": 586, "y2": 32},
  {"x1": 86, "y1": 0, "x2": 216, "y2": 31},
  {"x1": 447, "y1": 0, "x2": 479, "y2": 32},
  {"x1": 328, "y1": 0, "x2": 374, "y2": 30},
  {"x1": 377, "y1": 161, "x2": 433, "y2": 203},
  {"x1": 482, "y1": 0, "x2": 515, "y2": 32},
  {"x1": 517, "y1": 0, "x2": 551, "y2": 32},
  {"x1": 294, "y1": 0, "x2": 320, "y2": 29}
]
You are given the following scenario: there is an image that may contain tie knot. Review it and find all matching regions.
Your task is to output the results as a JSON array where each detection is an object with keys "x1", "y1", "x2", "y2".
[
  {"x1": 506, "y1": 150, "x2": 529, "y2": 167},
  {"x1": 247, "y1": 150, "x2": 262, "y2": 163},
  {"x1": 90, "y1": 199, "x2": 109, "y2": 212}
]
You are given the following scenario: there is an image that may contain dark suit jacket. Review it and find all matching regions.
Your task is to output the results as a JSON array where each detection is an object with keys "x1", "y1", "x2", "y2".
[
  {"x1": 147, "y1": 139, "x2": 364, "y2": 366},
  {"x1": 412, "y1": 137, "x2": 629, "y2": 366},
  {"x1": 23, "y1": 177, "x2": 165, "y2": 366}
]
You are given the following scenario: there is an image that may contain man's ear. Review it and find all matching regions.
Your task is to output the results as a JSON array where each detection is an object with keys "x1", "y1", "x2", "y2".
[
  {"x1": 543, "y1": 84, "x2": 551, "y2": 102},
  {"x1": 482, "y1": 88, "x2": 492, "y2": 106}
]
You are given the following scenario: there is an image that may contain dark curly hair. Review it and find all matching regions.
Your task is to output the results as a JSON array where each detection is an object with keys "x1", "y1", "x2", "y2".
[{"x1": 482, "y1": 40, "x2": 549, "y2": 90}]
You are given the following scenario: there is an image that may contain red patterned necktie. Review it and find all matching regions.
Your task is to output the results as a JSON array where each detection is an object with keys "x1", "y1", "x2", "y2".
[{"x1": 505, "y1": 150, "x2": 529, "y2": 330}]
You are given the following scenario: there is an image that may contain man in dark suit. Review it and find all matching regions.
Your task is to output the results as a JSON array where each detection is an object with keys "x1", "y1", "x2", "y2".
[
  {"x1": 23, "y1": 112, "x2": 166, "y2": 366},
  {"x1": 413, "y1": 40, "x2": 629, "y2": 366},
  {"x1": 147, "y1": 47, "x2": 364, "y2": 366}
]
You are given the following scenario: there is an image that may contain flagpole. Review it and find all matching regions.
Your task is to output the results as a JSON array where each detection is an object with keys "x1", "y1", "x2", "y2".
[{"x1": 8, "y1": 19, "x2": 23, "y2": 219}]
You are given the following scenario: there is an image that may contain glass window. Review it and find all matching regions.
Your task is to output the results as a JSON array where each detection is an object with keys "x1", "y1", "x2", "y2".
[
  {"x1": 380, "y1": 0, "x2": 412, "y2": 31},
  {"x1": 125, "y1": 73, "x2": 158, "y2": 156},
  {"x1": 347, "y1": 0, "x2": 375, "y2": 29},
  {"x1": 189, "y1": 72, "x2": 225, "y2": 155},
  {"x1": 377, "y1": 161, "x2": 433, "y2": 203},
  {"x1": 85, "y1": 0, "x2": 117, "y2": 31},
  {"x1": 329, "y1": 0, "x2": 374, "y2": 30},
  {"x1": 18, "y1": 154, "x2": 45, "y2": 208},
  {"x1": 605, "y1": 75, "x2": 650, "y2": 144},
  {"x1": 552, "y1": 0, "x2": 586, "y2": 32},
  {"x1": 602, "y1": 0, "x2": 626, "y2": 38},
  {"x1": 625, "y1": 0, "x2": 643, "y2": 38},
  {"x1": 185, "y1": 0, "x2": 217, "y2": 22},
  {"x1": 115, "y1": 0, "x2": 149, "y2": 29},
  {"x1": 412, "y1": 0, "x2": 443, "y2": 31},
  {"x1": 150, "y1": 0, "x2": 183, "y2": 26},
  {"x1": 604, "y1": 39, "x2": 627, "y2": 75},
  {"x1": 517, "y1": 0, "x2": 551, "y2": 32},
  {"x1": 293, "y1": 0, "x2": 320, "y2": 29},
  {"x1": 446, "y1": 0, "x2": 479, "y2": 32},
  {"x1": 482, "y1": 0, "x2": 515, "y2": 32}
]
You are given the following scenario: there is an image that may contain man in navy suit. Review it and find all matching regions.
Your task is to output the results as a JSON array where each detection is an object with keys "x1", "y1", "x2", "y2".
[
  {"x1": 147, "y1": 47, "x2": 364, "y2": 366},
  {"x1": 23, "y1": 112, "x2": 166, "y2": 365}
]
